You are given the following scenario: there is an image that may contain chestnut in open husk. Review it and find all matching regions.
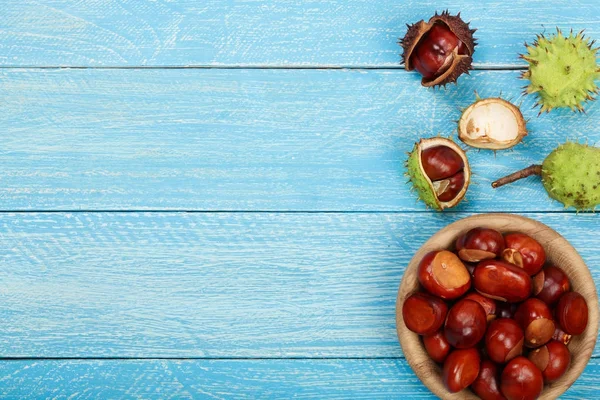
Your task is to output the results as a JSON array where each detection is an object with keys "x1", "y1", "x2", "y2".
[
  {"x1": 400, "y1": 11, "x2": 477, "y2": 87},
  {"x1": 406, "y1": 137, "x2": 471, "y2": 211}
]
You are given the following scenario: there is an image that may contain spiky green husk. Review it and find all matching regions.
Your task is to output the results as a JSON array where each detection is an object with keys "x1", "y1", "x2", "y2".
[
  {"x1": 522, "y1": 29, "x2": 600, "y2": 113},
  {"x1": 406, "y1": 144, "x2": 441, "y2": 210},
  {"x1": 542, "y1": 142, "x2": 600, "y2": 211}
]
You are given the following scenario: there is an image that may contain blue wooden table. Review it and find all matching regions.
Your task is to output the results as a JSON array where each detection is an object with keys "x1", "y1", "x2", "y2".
[{"x1": 0, "y1": 1, "x2": 599, "y2": 398}]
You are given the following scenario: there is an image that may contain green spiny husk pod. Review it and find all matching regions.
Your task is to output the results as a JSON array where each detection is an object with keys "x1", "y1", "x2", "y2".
[
  {"x1": 522, "y1": 29, "x2": 600, "y2": 113},
  {"x1": 492, "y1": 142, "x2": 600, "y2": 211}
]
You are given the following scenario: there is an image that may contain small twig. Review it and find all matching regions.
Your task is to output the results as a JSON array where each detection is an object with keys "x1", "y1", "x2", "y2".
[{"x1": 492, "y1": 165, "x2": 542, "y2": 188}]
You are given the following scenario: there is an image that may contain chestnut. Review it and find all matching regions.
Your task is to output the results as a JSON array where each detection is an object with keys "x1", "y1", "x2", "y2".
[
  {"x1": 532, "y1": 265, "x2": 570, "y2": 305},
  {"x1": 444, "y1": 299, "x2": 487, "y2": 349},
  {"x1": 514, "y1": 298, "x2": 554, "y2": 348},
  {"x1": 471, "y1": 360, "x2": 507, "y2": 400},
  {"x1": 410, "y1": 23, "x2": 469, "y2": 81},
  {"x1": 473, "y1": 259, "x2": 532, "y2": 303},
  {"x1": 401, "y1": 12, "x2": 476, "y2": 87},
  {"x1": 417, "y1": 250, "x2": 471, "y2": 300},
  {"x1": 500, "y1": 356, "x2": 544, "y2": 400},
  {"x1": 552, "y1": 325, "x2": 572, "y2": 346},
  {"x1": 495, "y1": 302, "x2": 517, "y2": 319},
  {"x1": 434, "y1": 171, "x2": 465, "y2": 202},
  {"x1": 421, "y1": 146, "x2": 465, "y2": 181},
  {"x1": 485, "y1": 318, "x2": 524, "y2": 364},
  {"x1": 555, "y1": 291, "x2": 589, "y2": 335},
  {"x1": 464, "y1": 292, "x2": 497, "y2": 322},
  {"x1": 502, "y1": 233, "x2": 546, "y2": 276},
  {"x1": 402, "y1": 292, "x2": 448, "y2": 335},
  {"x1": 423, "y1": 330, "x2": 451, "y2": 363},
  {"x1": 421, "y1": 146, "x2": 464, "y2": 181},
  {"x1": 456, "y1": 227, "x2": 505, "y2": 263},
  {"x1": 442, "y1": 347, "x2": 481, "y2": 393},
  {"x1": 528, "y1": 340, "x2": 571, "y2": 383}
]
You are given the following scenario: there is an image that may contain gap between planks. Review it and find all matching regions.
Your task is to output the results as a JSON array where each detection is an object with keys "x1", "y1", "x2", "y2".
[
  {"x1": 0, "y1": 65, "x2": 527, "y2": 71},
  {"x1": 0, "y1": 356, "x2": 598, "y2": 361},
  {"x1": 0, "y1": 210, "x2": 586, "y2": 214},
  {"x1": 0, "y1": 357, "x2": 401, "y2": 361}
]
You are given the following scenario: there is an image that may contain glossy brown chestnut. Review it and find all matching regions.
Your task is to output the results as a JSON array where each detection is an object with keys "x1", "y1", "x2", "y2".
[
  {"x1": 456, "y1": 227, "x2": 505, "y2": 263},
  {"x1": 470, "y1": 360, "x2": 507, "y2": 400},
  {"x1": 444, "y1": 299, "x2": 487, "y2": 349},
  {"x1": 442, "y1": 347, "x2": 481, "y2": 393},
  {"x1": 514, "y1": 298, "x2": 555, "y2": 348},
  {"x1": 423, "y1": 330, "x2": 451, "y2": 363},
  {"x1": 502, "y1": 233, "x2": 546, "y2": 276},
  {"x1": 496, "y1": 302, "x2": 517, "y2": 319},
  {"x1": 401, "y1": 11, "x2": 476, "y2": 87},
  {"x1": 532, "y1": 265, "x2": 570, "y2": 305},
  {"x1": 402, "y1": 292, "x2": 448, "y2": 335},
  {"x1": 434, "y1": 170, "x2": 465, "y2": 202},
  {"x1": 500, "y1": 357, "x2": 544, "y2": 400},
  {"x1": 528, "y1": 340, "x2": 571, "y2": 383},
  {"x1": 410, "y1": 24, "x2": 468, "y2": 80},
  {"x1": 555, "y1": 291, "x2": 589, "y2": 335},
  {"x1": 417, "y1": 250, "x2": 471, "y2": 300},
  {"x1": 552, "y1": 325, "x2": 572, "y2": 345},
  {"x1": 421, "y1": 145, "x2": 465, "y2": 181},
  {"x1": 485, "y1": 318, "x2": 524, "y2": 364},
  {"x1": 473, "y1": 259, "x2": 532, "y2": 303},
  {"x1": 464, "y1": 292, "x2": 497, "y2": 322}
]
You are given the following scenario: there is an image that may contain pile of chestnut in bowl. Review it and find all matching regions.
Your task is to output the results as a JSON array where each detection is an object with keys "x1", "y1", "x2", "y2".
[{"x1": 402, "y1": 227, "x2": 589, "y2": 400}]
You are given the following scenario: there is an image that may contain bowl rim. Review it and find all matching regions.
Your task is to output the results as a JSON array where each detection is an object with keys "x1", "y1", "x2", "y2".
[{"x1": 395, "y1": 213, "x2": 599, "y2": 400}]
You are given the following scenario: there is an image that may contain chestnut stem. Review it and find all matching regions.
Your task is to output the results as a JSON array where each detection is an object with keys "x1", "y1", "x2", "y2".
[{"x1": 492, "y1": 165, "x2": 542, "y2": 189}]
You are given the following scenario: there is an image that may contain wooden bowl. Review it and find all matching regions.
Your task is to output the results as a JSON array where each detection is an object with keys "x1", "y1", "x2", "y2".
[{"x1": 396, "y1": 213, "x2": 598, "y2": 400}]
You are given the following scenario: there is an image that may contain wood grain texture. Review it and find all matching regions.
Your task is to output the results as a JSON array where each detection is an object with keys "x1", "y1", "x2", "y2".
[
  {"x1": 397, "y1": 214, "x2": 599, "y2": 400},
  {"x1": 0, "y1": 212, "x2": 597, "y2": 358},
  {"x1": 1, "y1": 69, "x2": 598, "y2": 211},
  {"x1": 1, "y1": 358, "x2": 600, "y2": 399},
  {"x1": 1, "y1": 0, "x2": 599, "y2": 67}
]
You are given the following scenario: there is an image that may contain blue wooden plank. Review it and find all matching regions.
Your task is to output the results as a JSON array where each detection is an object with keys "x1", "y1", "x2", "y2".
[
  {"x1": 1, "y1": 1, "x2": 599, "y2": 67},
  {"x1": 0, "y1": 358, "x2": 598, "y2": 399},
  {"x1": 0, "y1": 212, "x2": 597, "y2": 358},
  {"x1": 0, "y1": 69, "x2": 598, "y2": 211}
]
